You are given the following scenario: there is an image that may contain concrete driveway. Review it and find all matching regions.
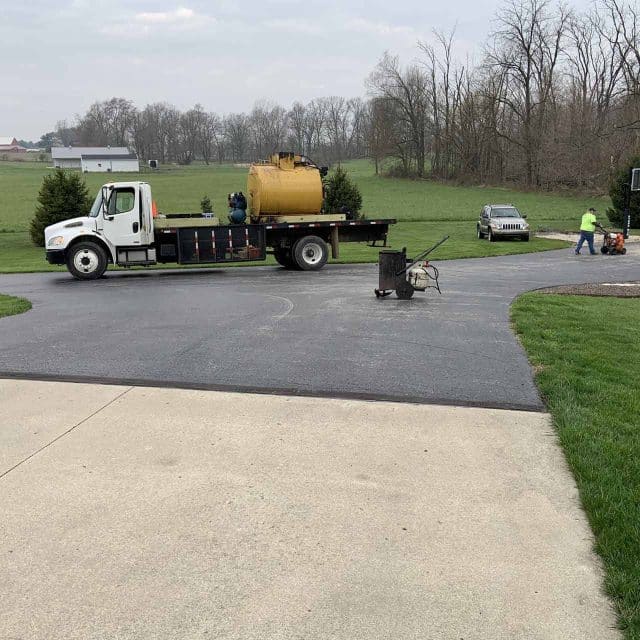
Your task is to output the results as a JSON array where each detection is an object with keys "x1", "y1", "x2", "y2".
[
  {"x1": 0, "y1": 248, "x2": 638, "y2": 410},
  {"x1": 0, "y1": 379, "x2": 620, "y2": 640}
]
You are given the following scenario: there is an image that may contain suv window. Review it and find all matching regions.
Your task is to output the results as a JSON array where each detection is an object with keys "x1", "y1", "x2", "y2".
[{"x1": 490, "y1": 206, "x2": 520, "y2": 218}]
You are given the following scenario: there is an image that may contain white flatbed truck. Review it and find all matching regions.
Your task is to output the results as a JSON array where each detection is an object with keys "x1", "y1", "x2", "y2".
[{"x1": 44, "y1": 181, "x2": 395, "y2": 279}]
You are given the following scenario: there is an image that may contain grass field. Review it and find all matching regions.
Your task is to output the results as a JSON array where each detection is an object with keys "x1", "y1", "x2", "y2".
[
  {"x1": 0, "y1": 159, "x2": 602, "y2": 272},
  {"x1": 512, "y1": 293, "x2": 640, "y2": 639},
  {"x1": 0, "y1": 293, "x2": 31, "y2": 318}
]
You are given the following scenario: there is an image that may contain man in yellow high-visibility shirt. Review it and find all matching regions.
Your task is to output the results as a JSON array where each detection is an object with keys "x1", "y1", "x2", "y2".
[{"x1": 575, "y1": 207, "x2": 599, "y2": 255}]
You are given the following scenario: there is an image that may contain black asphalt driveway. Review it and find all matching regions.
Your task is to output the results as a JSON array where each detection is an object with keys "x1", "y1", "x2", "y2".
[{"x1": 1, "y1": 249, "x2": 637, "y2": 410}]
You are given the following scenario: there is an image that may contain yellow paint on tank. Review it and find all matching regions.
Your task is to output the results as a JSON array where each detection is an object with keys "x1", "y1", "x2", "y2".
[{"x1": 248, "y1": 161, "x2": 323, "y2": 218}]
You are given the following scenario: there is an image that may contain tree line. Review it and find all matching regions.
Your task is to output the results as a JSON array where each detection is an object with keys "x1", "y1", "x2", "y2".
[
  {"x1": 47, "y1": 97, "x2": 370, "y2": 169},
  {"x1": 40, "y1": 0, "x2": 640, "y2": 190}
]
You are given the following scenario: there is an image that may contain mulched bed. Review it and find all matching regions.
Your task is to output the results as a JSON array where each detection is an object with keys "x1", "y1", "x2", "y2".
[{"x1": 537, "y1": 282, "x2": 640, "y2": 297}]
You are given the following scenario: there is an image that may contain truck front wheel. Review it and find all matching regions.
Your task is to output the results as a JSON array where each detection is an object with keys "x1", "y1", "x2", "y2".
[
  {"x1": 67, "y1": 241, "x2": 108, "y2": 280},
  {"x1": 293, "y1": 236, "x2": 329, "y2": 271}
]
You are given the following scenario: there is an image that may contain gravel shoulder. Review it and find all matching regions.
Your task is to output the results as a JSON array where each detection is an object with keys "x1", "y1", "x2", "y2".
[{"x1": 536, "y1": 281, "x2": 640, "y2": 297}]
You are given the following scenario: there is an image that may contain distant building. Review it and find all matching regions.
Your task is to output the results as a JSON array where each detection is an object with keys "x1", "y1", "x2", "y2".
[
  {"x1": 0, "y1": 137, "x2": 27, "y2": 152},
  {"x1": 51, "y1": 146, "x2": 139, "y2": 172}
]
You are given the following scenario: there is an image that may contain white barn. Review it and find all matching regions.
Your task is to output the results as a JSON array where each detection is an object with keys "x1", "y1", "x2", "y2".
[
  {"x1": 51, "y1": 147, "x2": 139, "y2": 172},
  {"x1": 80, "y1": 152, "x2": 139, "y2": 173}
]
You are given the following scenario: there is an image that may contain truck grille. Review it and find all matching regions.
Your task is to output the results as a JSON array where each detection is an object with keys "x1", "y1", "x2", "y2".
[{"x1": 502, "y1": 223, "x2": 522, "y2": 230}]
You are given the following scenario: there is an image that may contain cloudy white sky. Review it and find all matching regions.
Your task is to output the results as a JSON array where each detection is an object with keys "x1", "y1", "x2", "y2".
[{"x1": 1, "y1": 0, "x2": 579, "y2": 140}]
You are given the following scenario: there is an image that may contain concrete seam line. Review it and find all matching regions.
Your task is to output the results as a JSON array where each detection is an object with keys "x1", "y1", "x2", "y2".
[{"x1": 0, "y1": 386, "x2": 133, "y2": 481}]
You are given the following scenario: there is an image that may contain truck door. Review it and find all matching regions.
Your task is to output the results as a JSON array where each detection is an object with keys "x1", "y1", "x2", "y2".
[
  {"x1": 104, "y1": 186, "x2": 142, "y2": 246},
  {"x1": 138, "y1": 184, "x2": 154, "y2": 245}
]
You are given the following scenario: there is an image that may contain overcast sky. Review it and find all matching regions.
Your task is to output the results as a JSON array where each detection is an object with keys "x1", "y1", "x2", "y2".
[{"x1": 1, "y1": 0, "x2": 582, "y2": 140}]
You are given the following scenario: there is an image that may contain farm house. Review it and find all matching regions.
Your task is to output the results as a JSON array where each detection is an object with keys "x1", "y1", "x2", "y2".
[
  {"x1": 0, "y1": 137, "x2": 27, "y2": 152},
  {"x1": 51, "y1": 147, "x2": 139, "y2": 172}
]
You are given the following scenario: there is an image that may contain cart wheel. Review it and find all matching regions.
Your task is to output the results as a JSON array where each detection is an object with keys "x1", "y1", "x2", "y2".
[
  {"x1": 396, "y1": 280, "x2": 414, "y2": 300},
  {"x1": 621, "y1": 248, "x2": 627, "y2": 255},
  {"x1": 601, "y1": 246, "x2": 608, "y2": 254}
]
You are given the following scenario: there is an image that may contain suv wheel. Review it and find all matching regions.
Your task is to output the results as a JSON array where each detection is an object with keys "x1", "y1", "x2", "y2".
[
  {"x1": 477, "y1": 226, "x2": 485, "y2": 239},
  {"x1": 488, "y1": 229, "x2": 497, "y2": 242}
]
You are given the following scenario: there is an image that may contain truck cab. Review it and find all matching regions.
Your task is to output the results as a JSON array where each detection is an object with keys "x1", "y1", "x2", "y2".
[{"x1": 45, "y1": 182, "x2": 157, "y2": 278}]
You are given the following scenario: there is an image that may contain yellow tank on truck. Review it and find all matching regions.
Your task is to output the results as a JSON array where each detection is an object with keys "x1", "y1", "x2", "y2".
[{"x1": 248, "y1": 152, "x2": 324, "y2": 220}]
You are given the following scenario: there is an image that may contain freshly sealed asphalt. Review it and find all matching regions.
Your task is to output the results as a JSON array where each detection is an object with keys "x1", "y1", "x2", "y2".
[{"x1": 0, "y1": 248, "x2": 637, "y2": 411}]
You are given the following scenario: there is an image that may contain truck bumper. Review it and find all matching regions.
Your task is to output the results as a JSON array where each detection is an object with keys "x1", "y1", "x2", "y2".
[{"x1": 46, "y1": 250, "x2": 66, "y2": 265}]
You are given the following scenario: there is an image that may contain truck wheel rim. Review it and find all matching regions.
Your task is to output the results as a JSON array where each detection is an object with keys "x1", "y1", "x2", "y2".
[
  {"x1": 302, "y1": 243, "x2": 323, "y2": 265},
  {"x1": 74, "y1": 248, "x2": 99, "y2": 273}
]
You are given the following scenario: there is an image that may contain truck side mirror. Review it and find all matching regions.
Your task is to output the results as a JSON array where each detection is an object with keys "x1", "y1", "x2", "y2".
[{"x1": 522, "y1": 214, "x2": 527, "y2": 219}]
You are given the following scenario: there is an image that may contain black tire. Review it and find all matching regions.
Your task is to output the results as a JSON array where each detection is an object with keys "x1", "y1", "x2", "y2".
[
  {"x1": 273, "y1": 248, "x2": 297, "y2": 269},
  {"x1": 621, "y1": 247, "x2": 627, "y2": 255},
  {"x1": 292, "y1": 235, "x2": 328, "y2": 271},
  {"x1": 488, "y1": 229, "x2": 497, "y2": 242},
  {"x1": 521, "y1": 234, "x2": 530, "y2": 242},
  {"x1": 477, "y1": 226, "x2": 485, "y2": 239},
  {"x1": 66, "y1": 241, "x2": 108, "y2": 280},
  {"x1": 601, "y1": 246, "x2": 609, "y2": 254}
]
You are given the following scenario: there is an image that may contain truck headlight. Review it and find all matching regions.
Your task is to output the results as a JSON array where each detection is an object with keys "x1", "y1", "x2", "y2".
[
  {"x1": 491, "y1": 223, "x2": 502, "y2": 230},
  {"x1": 47, "y1": 235, "x2": 65, "y2": 247}
]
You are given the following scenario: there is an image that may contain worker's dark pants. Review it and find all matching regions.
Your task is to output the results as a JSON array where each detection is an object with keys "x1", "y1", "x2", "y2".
[{"x1": 576, "y1": 231, "x2": 596, "y2": 254}]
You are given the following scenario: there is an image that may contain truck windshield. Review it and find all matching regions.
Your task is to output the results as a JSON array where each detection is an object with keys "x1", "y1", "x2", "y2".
[
  {"x1": 88, "y1": 192, "x2": 103, "y2": 218},
  {"x1": 491, "y1": 207, "x2": 520, "y2": 218}
]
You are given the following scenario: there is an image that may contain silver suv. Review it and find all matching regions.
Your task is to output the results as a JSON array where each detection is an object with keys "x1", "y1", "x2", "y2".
[{"x1": 477, "y1": 204, "x2": 530, "y2": 242}]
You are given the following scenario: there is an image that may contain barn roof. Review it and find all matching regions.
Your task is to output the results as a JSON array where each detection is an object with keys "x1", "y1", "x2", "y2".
[
  {"x1": 52, "y1": 146, "x2": 132, "y2": 159},
  {"x1": 0, "y1": 137, "x2": 19, "y2": 146}
]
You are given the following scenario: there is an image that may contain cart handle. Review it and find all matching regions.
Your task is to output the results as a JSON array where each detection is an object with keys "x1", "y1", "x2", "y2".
[{"x1": 397, "y1": 235, "x2": 450, "y2": 276}]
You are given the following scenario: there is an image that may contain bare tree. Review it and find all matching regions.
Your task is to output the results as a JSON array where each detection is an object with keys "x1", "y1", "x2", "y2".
[
  {"x1": 55, "y1": 120, "x2": 77, "y2": 147},
  {"x1": 200, "y1": 112, "x2": 222, "y2": 165},
  {"x1": 249, "y1": 101, "x2": 287, "y2": 159},
  {"x1": 486, "y1": 0, "x2": 569, "y2": 185},
  {"x1": 76, "y1": 98, "x2": 137, "y2": 147},
  {"x1": 224, "y1": 114, "x2": 251, "y2": 162},
  {"x1": 366, "y1": 97, "x2": 396, "y2": 174},
  {"x1": 287, "y1": 102, "x2": 307, "y2": 154},
  {"x1": 368, "y1": 53, "x2": 430, "y2": 177}
]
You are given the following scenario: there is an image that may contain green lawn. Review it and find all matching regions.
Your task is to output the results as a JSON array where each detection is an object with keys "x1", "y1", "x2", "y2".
[
  {"x1": 346, "y1": 159, "x2": 609, "y2": 227},
  {"x1": 0, "y1": 158, "x2": 594, "y2": 272},
  {"x1": 0, "y1": 293, "x2": 31, "y2": 318},
  {"x1": 512, "y1": 293, "x2": 640, "y2": 639}
]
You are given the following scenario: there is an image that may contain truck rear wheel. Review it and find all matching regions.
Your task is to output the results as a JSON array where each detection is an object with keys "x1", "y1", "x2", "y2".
[
  {"x1": 273, "y1": 248, "x2": 297, "y2": 269},
  {"x1": 293, "y1": 236, "x2": 328, "y2": 271},
  {"x1": 67, "y1": 241, "x2": 108, "y2": 280}
]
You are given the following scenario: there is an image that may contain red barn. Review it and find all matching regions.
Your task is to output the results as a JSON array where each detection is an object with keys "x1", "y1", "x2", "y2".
[{"x1": 0, "y1": 137, "x2": 27, "y2": 152}]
